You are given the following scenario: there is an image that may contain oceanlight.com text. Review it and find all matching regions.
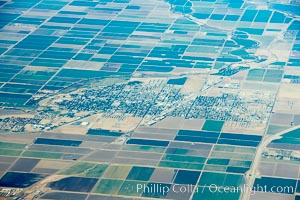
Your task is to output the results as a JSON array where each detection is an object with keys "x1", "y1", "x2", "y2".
[{"x1": 128, "y1": 183, "x2": 295, "y2": 196}]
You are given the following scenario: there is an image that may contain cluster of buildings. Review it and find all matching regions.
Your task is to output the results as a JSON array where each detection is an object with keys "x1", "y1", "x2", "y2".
[
  {"x1": 0, "y1": 188, "x2": 23, "y2": 199},
  {"x1": 0, "y1": 117, "x2": 41, "y2": 132}
]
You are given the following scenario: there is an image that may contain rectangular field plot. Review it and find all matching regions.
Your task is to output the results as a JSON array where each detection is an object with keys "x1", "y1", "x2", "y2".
[
  {"x1": 0, "y1": 149, "x2": 22, "y2": 156},
  {"x1": 34, "y1": 138, "x2": 82, "y2": 147},
  {"x1": 0, "y1": 172, "x2": 46, "y2": 188},
  {"x1": 60, "y1": 162, "x2": 108, "y2": 178},
  {"x1": 22, "y1": 151, "x2": 64, "y2": 159},
  {"x1": 254, "y1": 177, "x2": 297, "y2": 194},
  {"x1": 48, "y1": 177, "x2": 98, "y2": 192},
  {"x1": 41, "y1": 192, "x2": 87, "y2": 200},
  {"x1": 10, "y1": 158, "x2": 40, "y2": 172},
  {"x1": 94, "y1": 179, "x2": 124, "y2": 194},
  {"x1": 122, "y1": 144, "x2": 166, "y2": 153},
  {"x1": 0, "y1": 141, "x2": 26, "y2": 149},
  {"x1": 102, "y1": 165, "x2": 131, "y2": 180}
]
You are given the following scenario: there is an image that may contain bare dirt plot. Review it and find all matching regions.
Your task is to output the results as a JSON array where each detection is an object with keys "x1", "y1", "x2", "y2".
[
  {"x1": 34, "y1": 160, "x2": 72, "y2": 170},
  {"x1": 23, "y1": 66, "x2": 57, "y2": 72},
  {"x1": 133, "y1": 126, "x2": 177, "y2": 140},
  {"x1": 0, "y1": 133, "x2": 38, "y2": 143},
  {"x1": 76, "y1": 114, "x2": 99, "y2": 124},
  {"x1": 180, "y1": 76, "x2": 205, "y2": 94},
  {"x1": 258, "y1": 162, "x2": 276, "y2": 176},
  {"x1": 33, "y1": 168, "x2": 59, "y2": 174},
  {"x1": 0, "y1": 163, "x2": 11, "y2": 171},
  {"x1": 64, "y1": 60, "x2": 104, "y2": 70},
  {"x1": 0, "y1": 108, "x2": 35, "y2": 118},
  {"x1": 48, "y1": 116, "x2": 76, "y2": 127},
  {"x1": 278, "y1": 84, "x2": 300, "y2": 99},
  {"x1": 270, "y1": 113, "x2": 293, "y2": 126},
  {"x1": 83, "y1": 150, "x2": 117, "y2": 162},
  {"x1": 241, "y1": 81, "x2": 279, "y2": 92},
  {"x1": 80, "y1": 141, "x2": 107, "y2": 149},
  {"x1": 222, "y1": 121, "x2": 265, "y2": 136},
  {"x1": 152, "y1": 117, "x2": 184, "y2": 129},
  {"x1": 273, "y1": 163, "x2": 299, "y2": 179},
  {"x1": 203, "y1": 87, "x2": 227, "y2": 97},
  {"x1": 273, "y1": 97, "x2": 300, "y2": 114},
  {"x1": 91, "y1": 114, "x2": 142, "y2": 132},
  {"x1": 133, "y1": 132, "x2": 175, "y2": 140},
  {"x1": 149, "y1": 168, "x2": 176, "y2": 183},
  {"x1": 10, "y1": 158, "x2": 40, "y2": 172},
  {"x1": 135, "y1": 127, "x2": 178, "y2": 135},
  {"x1": 180, "y1": 119, "x2": 205, "y2": 130},
  {"x1": 284, "y1": 67, "x2": 300, "y2": 76},
  {"x1": 232, "y1": 70, "x2": 248, "y2": 80},
  {"x1": 50, "y1": 125, "x2": 88, "y2": 135},
  {"x1": 0, "y1": 156, "x2": 17, "y2": 163}
]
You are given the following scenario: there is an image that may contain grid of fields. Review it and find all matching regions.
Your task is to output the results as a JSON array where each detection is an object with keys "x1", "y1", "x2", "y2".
[
  {"x1": 0, "y1": 0, "x2": 299, "y2": 107},
  {"x1": 0, "y1": 0, "x2": 299, "y2": 199}
]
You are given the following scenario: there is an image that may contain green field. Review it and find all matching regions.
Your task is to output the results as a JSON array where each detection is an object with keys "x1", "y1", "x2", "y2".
[
  {"x1": 0, "y1": 148, "x2": 22, "y2": 156},
  {"x1": 102, "y1": 165, "x2": 132, "y2": 179},
  {"x1": 61, "y1": 162, "x2": 108, "y2": 177},
  {"x1": 0, "y1": 142, "x2": 26, "y2": 149},
  {"x1": 94, "y1": 179, "x2": 123, "y2": 194},
  {"x1": 202, "y1": 120, "x2": 224, "y2": 132},
  {"x1": 22, "y1": 151, "x2": 63, "y2": 159}
]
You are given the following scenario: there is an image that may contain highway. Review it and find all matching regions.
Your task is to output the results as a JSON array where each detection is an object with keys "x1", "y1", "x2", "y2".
[{"x1": 242, "y1": 125, "x2": 300, "y2": 200}]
